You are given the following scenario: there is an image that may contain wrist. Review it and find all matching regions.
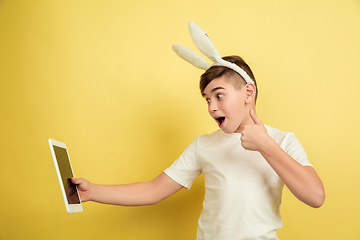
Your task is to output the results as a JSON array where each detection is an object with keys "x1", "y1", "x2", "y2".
[
  {"x1": 88, "y1": 182, "x2": 96, "y2": 202},
  {"x1": 258, "y1": 135, "x2": 279, "y2": 156}
]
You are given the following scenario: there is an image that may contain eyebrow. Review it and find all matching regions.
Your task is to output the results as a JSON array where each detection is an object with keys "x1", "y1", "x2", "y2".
[{"x1": 202, "y1": 87, "x2": 225, "y2": 97}]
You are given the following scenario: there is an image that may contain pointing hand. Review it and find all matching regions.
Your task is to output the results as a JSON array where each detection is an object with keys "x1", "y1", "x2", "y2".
[{"x1": 240, "y1": 110, "x2": 270, "y2": 151}]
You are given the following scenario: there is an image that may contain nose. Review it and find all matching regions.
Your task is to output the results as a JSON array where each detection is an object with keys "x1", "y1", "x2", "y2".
[{"x1": 209, "y1": 101, "x2": 218, "y2": 112}]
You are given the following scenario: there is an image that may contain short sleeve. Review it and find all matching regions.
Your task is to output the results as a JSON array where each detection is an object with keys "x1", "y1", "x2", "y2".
[
  {"x1": 280, "y1": 132, "x2": 313, "y2": 167},
  {"x1": 164, "y1": 137, "x2": 202, "y2": 189}
]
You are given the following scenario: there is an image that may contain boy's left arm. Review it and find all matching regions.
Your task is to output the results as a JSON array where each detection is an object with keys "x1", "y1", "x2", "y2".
[{"x1": 241, "y1": 110, "x2": 325, "y2": 208}]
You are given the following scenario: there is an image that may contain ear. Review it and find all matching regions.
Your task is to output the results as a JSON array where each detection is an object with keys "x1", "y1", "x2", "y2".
[{"x1": 244, "y1": 83, "x2": 256, "y2": 104}]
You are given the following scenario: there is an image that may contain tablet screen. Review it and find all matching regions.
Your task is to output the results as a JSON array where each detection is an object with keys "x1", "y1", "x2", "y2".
[{"x1": 52, "y1": 145, "x2": 81, "y2": 204}]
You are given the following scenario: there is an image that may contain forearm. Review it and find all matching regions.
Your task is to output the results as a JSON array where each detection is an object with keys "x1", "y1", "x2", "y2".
[
  {"x1": 260, "y1": 138, "x2": 325, "y2": 208},
  {"x1": 90, "y1": 182, "x2": 159, "y2": 206},
  {"x1": 88, "y1": 172, "x2": 183, "y2": 206}
]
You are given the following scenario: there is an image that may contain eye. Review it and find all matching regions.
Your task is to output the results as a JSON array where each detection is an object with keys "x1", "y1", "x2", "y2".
[
  {"x1": 206, "y1": 98, "x2": 211, "y2": 104},
  {"x1": 217, "y1": 93, "x2": 224, "y2": 99}
]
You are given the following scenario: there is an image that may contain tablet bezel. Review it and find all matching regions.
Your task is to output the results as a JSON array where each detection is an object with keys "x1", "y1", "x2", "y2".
[{"x1": 48, "y1": 139, "x2": 83, "y2": 213}]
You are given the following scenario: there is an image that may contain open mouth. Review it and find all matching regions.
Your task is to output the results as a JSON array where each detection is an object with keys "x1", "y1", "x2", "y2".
[{"x1": 216, "y1": 117, "x2": 225, "y2": 127}]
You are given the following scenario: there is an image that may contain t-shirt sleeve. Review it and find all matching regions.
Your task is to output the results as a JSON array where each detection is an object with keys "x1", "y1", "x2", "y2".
[
  {"x1": 164, "y1": 137, "x2": 202, "y2": 189},
  {"x1": 280, "y1": 132, "x2": 313, "y2": 167}
]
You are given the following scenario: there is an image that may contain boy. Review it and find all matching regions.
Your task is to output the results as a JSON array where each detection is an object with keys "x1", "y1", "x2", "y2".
[{"x1": 72, "y1": 24, "x2": 325, "y2": 239}]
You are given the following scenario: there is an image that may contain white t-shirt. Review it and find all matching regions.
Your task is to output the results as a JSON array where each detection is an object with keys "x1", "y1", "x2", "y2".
[{"x1": 164, "y1": 125, "x2": 312, "y2": 240}]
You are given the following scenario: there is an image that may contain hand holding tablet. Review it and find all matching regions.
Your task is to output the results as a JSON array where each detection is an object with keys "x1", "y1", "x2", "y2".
[
  {"x1": 70, "y1": 177, "x2": 92, "y2": 202},
  {"x1": 48, "y1": 139, "x2": 83, "y2": 213}
]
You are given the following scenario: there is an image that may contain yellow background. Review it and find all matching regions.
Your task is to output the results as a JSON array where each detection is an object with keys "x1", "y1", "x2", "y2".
[{"x1": 1, "y1": 0, "x2": 359, "y2": 239}]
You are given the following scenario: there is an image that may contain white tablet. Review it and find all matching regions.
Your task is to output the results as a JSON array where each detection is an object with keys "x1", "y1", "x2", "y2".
[{"x1": 48, "y1": 139, "x2": 83, "y2": 213}]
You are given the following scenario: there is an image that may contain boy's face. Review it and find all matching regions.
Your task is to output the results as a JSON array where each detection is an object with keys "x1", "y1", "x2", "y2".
[{"x1": 202, "y1": 75, "x2": 252, "y2": 134}]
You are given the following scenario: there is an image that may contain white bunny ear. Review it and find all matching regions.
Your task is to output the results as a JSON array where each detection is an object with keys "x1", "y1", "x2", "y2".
[
  {"x1": 188, "y1": 22, "x2": 221, "y2": 63},
  {"x1": 173, "y1": 21, "x2": 254, "y2": 84},
  {"x1": 172, "y1": 44, "x2": 210, "y2": 70}
]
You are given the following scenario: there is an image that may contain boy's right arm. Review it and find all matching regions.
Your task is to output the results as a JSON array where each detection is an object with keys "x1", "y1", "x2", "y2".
[{"x1": 71, "y1": 172, "x2": 183, "y2": 206}]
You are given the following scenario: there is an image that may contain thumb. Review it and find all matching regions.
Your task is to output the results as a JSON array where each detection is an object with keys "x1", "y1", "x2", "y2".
[
  {"x1": 250, "y1": 109, "x2": 263, "y2": 125},
  {"x1": 71, "y1": 177, "x2": 81, "y2": 185},
  {"x1": 71, "y1": 177, "x2": 77, "y2": 184}
]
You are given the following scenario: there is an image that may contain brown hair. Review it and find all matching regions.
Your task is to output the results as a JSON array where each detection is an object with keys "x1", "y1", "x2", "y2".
[{"x1": 200, "y1": 55, "x2": 258, "y2": 102}]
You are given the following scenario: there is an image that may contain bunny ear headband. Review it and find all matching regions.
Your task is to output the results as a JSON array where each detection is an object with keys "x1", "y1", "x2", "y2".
[{"x1": 172, "y1": 22, "x2": 254, "y2": 84}]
